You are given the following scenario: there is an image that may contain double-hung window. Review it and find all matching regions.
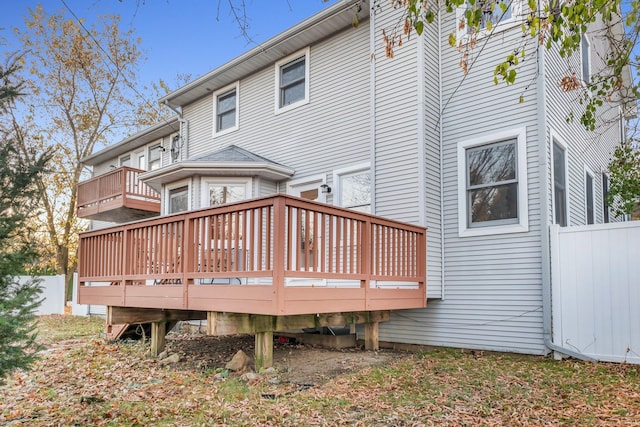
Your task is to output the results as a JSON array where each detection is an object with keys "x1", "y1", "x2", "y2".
[
  {"x1": 456, "y1": 0, "x2": 521, "y2": 40},
  {"x1": 275, "y1": 48, "x2": 309, "y2": 113},
  {"x1": 458, "y1": 127, "x2": 528, "y2": 236},
  {"x1": 213, "y1": 82, "x2": 239, "y2": 136},
  {"x1": 552, "y1": 140, "x2": 568, "y2": 227},
  {"x1": 168, "y1": 186, "x2": 189, "y2": 214},
  {"x1": 585, "y1": 167, "x2": 595, "y2": 224},
  {"x1": 148, "y1": 144, "x2": 162, "y2": 171}
]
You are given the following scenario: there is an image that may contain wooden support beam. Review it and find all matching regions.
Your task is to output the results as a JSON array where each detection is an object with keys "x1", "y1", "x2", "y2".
[
  {"x1": 364, "y1": 321, "x2": 379, "y2": 351},
  {"x1": 150, "y1": 321, "x2": 167, "y2": 357},
  {"x1": 108, "y1": 306, "x2": 206, "y2": 325},
  {"x1": 207, "y1": 311, "x2": 390, "y2": 336},
  {"x1": 255, "y1": 331, "x2": 273, "y2": 370}
]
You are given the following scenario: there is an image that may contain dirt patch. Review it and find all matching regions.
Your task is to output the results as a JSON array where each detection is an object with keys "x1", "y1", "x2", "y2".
[{"x1": 163, "y1": 329, "x2": 401, "y2": 385}]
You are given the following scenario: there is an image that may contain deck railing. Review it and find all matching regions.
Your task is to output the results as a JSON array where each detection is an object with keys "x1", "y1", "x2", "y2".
[
  {"x1": 77, "y1": 166, "x2": 160, "y2": 217},
  {"x1": 78, "y1": 194, "x2": 427, "y2": 315}
]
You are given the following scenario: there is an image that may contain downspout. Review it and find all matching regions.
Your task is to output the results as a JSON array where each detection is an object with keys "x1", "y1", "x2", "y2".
[
  {"x1": 437, "y1": 6, "x2": 446, "y2": 300},
  {"x1": 416, "y1": 13, "x2": 426, "y2": 228},
  {"x1": 536, "y1": 37, "x2": 595, "y2": 362},
  {"x1": 163, "y1": 100, "x2": 189, "y2": 160}
]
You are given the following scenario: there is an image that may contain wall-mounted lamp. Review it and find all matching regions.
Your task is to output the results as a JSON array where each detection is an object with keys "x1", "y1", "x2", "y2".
[
  {"x1": 320, "y1": 184, "x2": 332, "y2": 194},
  {"x1": 159, "y1": 146, "x2": 167, "y2": 152},
  {"x1": 109, "y1": 164, "x2": 116, "y2": 169}
]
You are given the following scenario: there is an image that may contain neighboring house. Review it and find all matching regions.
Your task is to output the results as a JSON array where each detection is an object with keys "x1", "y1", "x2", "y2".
[{"x1": 76, "y1": 1, "x2": 633, "y2": 357}]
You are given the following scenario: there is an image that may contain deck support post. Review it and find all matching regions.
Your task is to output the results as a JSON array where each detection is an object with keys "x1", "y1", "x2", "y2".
[
  {"x1": 364, "y1": 321, "x2": 379, "y2": 351},
  {"x1": 150, "y1": 321, "x2": 166, "y2": 357},
  {"x1": 254, "y1": 331, "x2": 273, "y2": 370}
]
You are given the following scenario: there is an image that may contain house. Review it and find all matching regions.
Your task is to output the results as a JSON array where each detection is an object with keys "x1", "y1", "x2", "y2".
[{"x1": 76, "y1": 0, "x2": 633, "y2": 363}]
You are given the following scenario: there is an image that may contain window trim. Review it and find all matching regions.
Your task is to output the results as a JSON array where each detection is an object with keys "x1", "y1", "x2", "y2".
[
  {"x1": 212, "y1": 81, "x2": 239, "y2": 137},
  {"x1": 165, "y1": 179, "x2": 191, "y2": 215},
  {"x1": 200, "y1": 177, "x2": 252, "y2": 208},
  {"x1": 333, "y1": 163, "x2": 371, "y2": 213},
  {"x1": 274, "y1": 47, "x2": 310, "y2": 114},
  {"x1": 457, "y1": 127, "x2": 528, "y2": 237},
  {"x1": 456, "y1": 0, "x2": 522, "y2": 41},
  {"x1": 550, "y1": 130, "x2": 569, "y2": 227},
  {"x1": 119, "y1": 154, "x2": 131, "y2": 167},
  {"x1": 584, "y1": 165, "x2": 595, "y2": 225}
]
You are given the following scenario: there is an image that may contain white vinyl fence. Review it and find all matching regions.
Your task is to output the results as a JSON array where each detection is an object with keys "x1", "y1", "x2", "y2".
[
  {"x1": 550, "y1": 222, "x2": 640, "y2": 364},
  {"x1": 17, "y1": 275, "x2": 66, "y2": 315}
]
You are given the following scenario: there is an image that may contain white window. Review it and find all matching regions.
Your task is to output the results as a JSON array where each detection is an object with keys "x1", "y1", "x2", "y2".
[
  {"x1": 275, "y1": 48, "x2": 309, "y2": 113},
  {"x1": 119, "y1": 155, "x2": 131, "y2": 167},
  {"x1": 581, "y1": 34, "x2": 591, "y2": 85},
  {"x1": 602, "y1": 173, "x2": 610, "y2": 224},
  {"x1": 167, "y1": 182, "x2": 190, "y2": 214},
  {"x1": 137, "y1": 153, "x2": 145, "y2": 170},
  {"x1": 213, "y1": 82, "x2": 239, "y2": 136},
  {"x1": 458, "y1": 127, "x2": 528, "y2": 237},
  {"x1": 552, "y1": 137, "x2": 568, "y2": 227},
  {"x1": 585, "y1": 167, "x2": 595, "y2": 224},
  {"x1": 148, "y1": 144, "x2": 163, "y2": 171},
  {"x1": 334, "y1": 164, "x2": 371, "y2": 213},
  {"x1": 456, "y1": 0, "x2": 521, "y2": 40},
  {"x1": 201, "y1": 178, "x2": 251, "y2": 208}
]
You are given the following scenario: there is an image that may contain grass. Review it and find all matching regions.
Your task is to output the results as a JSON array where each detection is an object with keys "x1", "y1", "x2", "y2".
[{"x1": 1, "y1": 315, "x2": 639, "y2": 426}]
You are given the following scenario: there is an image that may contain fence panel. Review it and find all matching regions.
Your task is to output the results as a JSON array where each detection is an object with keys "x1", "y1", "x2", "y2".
[{"x1": 550, "y1": 223, "x2": 640, "y2": 363}]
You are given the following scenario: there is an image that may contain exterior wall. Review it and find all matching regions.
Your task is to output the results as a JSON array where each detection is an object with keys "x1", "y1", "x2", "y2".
[
  {"x1": 181, "y1": 21, "x2": 372, "y2": 199},
  {"x1": 543, "y1": 18, "x2": 623, "y2": 227},
  {"x1": 380, "y1": 7, "x2": 546, "y2": 355}
]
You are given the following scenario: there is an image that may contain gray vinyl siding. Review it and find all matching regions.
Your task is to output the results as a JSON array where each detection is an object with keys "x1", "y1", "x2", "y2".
[
  {"x1": 371, "y1": 7, "x2": 421, "y2": 225},
  {"x1": 181, "y1": 21, "x2": 371, "y2": 187},
  {"x1": 423, "y1": 19, "x2": 443, "y2": 298},
  {"x1": 543, "y1": 19, "x2": 623, "y2": 227},
  {"x1": 379, "y1": 8, "x2": 546, "y2": 355}
]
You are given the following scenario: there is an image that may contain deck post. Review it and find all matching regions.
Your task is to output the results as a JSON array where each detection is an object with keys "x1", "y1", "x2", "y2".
[
  {"x1": 364, "y1": 321, "x2": 379, "y2": 351},
  {"x1": 254, "y1": 331, "x2": 273, "y2": 370},
  {"x1": 150, "y1": 321, "x2": 166, "y2": 357}
]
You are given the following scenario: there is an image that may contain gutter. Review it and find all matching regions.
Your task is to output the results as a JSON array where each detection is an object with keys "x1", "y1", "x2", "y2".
[{"x1": 536, "y1": 33, "x2": 595, "y2": 363}]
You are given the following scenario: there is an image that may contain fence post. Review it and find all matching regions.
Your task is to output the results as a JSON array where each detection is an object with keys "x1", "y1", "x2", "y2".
[{"x1": 272, "y1": 196, "x2": 286, "y2": 315}]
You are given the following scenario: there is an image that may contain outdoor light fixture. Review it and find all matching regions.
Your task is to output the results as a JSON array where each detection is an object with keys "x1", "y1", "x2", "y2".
[{"x1": 320, "y1": 184, "x2": 331, "y2": 194}]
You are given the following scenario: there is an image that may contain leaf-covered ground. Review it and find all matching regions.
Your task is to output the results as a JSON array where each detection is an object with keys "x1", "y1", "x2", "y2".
[{"x1": 1, "y1": 315, "x2": 639, "y2": 426}]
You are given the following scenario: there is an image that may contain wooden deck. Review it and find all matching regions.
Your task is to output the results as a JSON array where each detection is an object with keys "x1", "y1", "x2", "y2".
[
  {"x1": 77, "y1": 194, "x2": 427, "y2": 315},
  {"x1": 77, "y1": 166, "x2": 161, "y2": 222}
]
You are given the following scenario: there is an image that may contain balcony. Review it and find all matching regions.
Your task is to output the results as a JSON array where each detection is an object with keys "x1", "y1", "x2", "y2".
[
  {"x1": 77, "y1": 194, "x2": 426, "y2": 315},
  {"x1": 77, "y1": 167, "x2": 161, "y2": 223}
]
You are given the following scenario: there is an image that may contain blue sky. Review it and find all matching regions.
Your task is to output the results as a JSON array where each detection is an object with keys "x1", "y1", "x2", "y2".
[{"x1": 0, "y1": 0, "x2": 337, "y2": 88}]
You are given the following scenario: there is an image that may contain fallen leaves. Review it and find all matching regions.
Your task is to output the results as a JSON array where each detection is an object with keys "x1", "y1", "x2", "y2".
[{"x1": 1, "y1": 316, "x2": 640, "y2": 425}]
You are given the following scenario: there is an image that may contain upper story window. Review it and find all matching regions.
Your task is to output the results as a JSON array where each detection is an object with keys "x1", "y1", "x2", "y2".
[
  {"x1": 457, "y1": 127, "x2": 528, "y2": 237},
  {"x1": 456, "y1": 0, "x2": 521, "y2": 40},
  {"x1": 334, "y1": 164, "x2": 371, "y2": 214},
  {"x1": 552, "y1": 140, "x2": 568, "y2": 227},
  {"x1": 119, "y1": 155, "x2": 131, "y2": 167},
  {"x1": 275, "y1": 48, "x2": 310, "y2": 113},
  {"x1": 148, "y1": 144, "x2": 162, "y2": 171},
  {"x1": 213, "y1": 82, "x2": 239, "y2": 136},
  {"x1": 581, "y1": 34, "x2": 591, "y2": 85}
]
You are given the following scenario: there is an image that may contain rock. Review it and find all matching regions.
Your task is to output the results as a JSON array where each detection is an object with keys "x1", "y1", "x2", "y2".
[
  {"x1": 225, "y1": 350, "x2": 251, "y2": 372},
  {"x1": 160, "y1": 353, "x2": 181, "y2": 365},
  {"x1": 263, "y1": 367, "x2": 277, "y2": 375},
  {"x1": 157, "y1": 350, "x2": 168, "y2": 360},
  {"x1": 241, "y1": 372, "x2": 262, "y2": 382}
]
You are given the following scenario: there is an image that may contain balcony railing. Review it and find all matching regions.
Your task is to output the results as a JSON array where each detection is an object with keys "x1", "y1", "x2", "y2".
[
  {"x1": 77, "y1": 166, "x2": 161, "y2": 222},
  {"x1": 77, "y1": 194, "x2": 427, "y2": 316}
]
